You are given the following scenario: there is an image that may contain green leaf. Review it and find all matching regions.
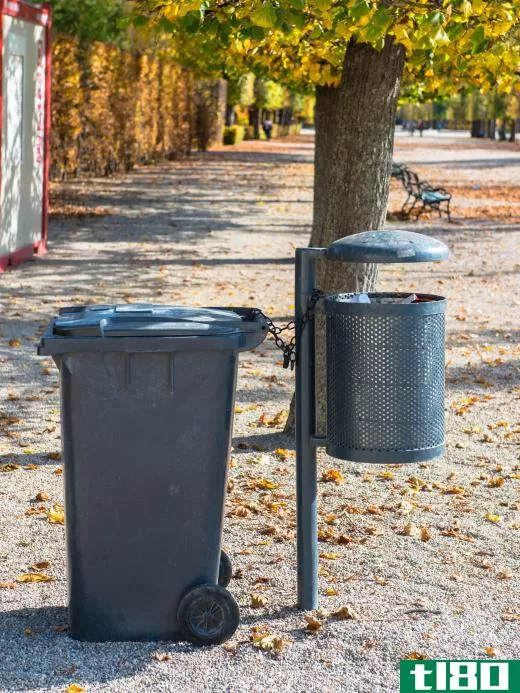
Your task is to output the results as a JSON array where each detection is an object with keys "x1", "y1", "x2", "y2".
[
  {"x1": 284, "y1": 10, "x2": 306, "y2": 30},
  {"x1": 241, "y1": 25, "x2": 268, "y2": 40},
  {"x1": 309, "y1": 23, "x2": 324, "y2": 39},
  {"x1": 311, "y1": 0, "x2": 331, "y2": 11},
  {"x1": 132, "y1": 15, "x2": 149, "y2": 28},
  {"x1": 372, "y1": 7, "x2": 391, "y2": 29},
  {"x1": 349, "y1": 0, "x2": 371, "y2": 22},
  {"x1": 446, "y1": 23, "x2": 466, "y2": 41},
  {"x1": 180, "y1": 12, "x2": 202, "y2": 33},
  {"x1": 250, "y1": 3, "x2": 279, "y2": 29},
  {"x1": 158, "y1": 18, "x2": 176, "y2": 32},
  {"x1": 425, "y1": 11, "x2": 444, "y2": 26},
  {"x1": 470, "y1": 24, "x2": 486, "y2": 53}
]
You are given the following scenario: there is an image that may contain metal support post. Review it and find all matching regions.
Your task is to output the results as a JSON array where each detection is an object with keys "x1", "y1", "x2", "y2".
[{"x1": 295, "y1": 247, "x2": 325, "y2": 610}]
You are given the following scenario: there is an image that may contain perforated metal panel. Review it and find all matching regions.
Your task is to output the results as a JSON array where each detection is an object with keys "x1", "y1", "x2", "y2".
[{"x1": 325, "y1": 293, "x2": 446, "y2": 463}]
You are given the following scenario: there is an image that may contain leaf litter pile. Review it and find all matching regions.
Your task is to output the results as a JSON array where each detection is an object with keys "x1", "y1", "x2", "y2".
[{"x1": 0, "y1": 133, "x2": 518, "y2": 692}]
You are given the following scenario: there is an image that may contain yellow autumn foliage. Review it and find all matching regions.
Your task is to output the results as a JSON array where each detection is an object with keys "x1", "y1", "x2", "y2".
[{"x1": 50, "y1": 36, "x2": 212, "y2": 179}]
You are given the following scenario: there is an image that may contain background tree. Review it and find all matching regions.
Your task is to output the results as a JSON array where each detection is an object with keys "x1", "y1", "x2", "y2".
[{"x1": 43, "y1": 0, "x2": 129, "y2": 44}]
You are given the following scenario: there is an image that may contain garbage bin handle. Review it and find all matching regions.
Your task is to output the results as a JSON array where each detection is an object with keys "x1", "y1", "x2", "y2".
[{"x1": 114, "y1": 306, "x2": 154, "y2": 314}]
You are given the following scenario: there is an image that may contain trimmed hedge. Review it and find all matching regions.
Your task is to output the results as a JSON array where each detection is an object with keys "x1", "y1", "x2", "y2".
[
  {"x1": 223, "y1": 125, "x2": 246, "y2": 145},
  {"x1": 51, "y1": 37, "x2": 225, "y2": 178}
]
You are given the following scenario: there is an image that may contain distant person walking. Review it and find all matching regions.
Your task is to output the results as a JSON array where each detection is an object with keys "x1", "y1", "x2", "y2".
[
  {"x1": 418, "y1": 120, "x2": 424, "y2": 137},
  {"x1": 409, "y1": 120, "x2": 416, "y2": 136},
  {"x1": 262, "y1": 117, "x2": 273, "y2": 140}
]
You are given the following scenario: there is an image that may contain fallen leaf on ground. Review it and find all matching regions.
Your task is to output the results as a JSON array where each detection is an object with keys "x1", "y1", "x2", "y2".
[
  {"x1": 488, "y1": 478, "x2": 505, "y2": 488},
  {"x1": 26, "y1": 504, "x2": 47, "y2": 516},
  {"x1": 401, "y1": 522, "x2": 420, "y2": 538},
  {"x1": 30, "y1": 561, "x2": 50, "y2": 571},
  {"x1": 321, "y1": 469, "x2": 344, "y2": 484},
  {"x1": 274, "y1": 448, "x2": 294, "y2": 461},
  {"x1": 483, "y1": 646, "x2": 497, "y2": 657},
  {"x1": 8, "y1": 339, "x2": 22, "y2": 347},
  {"x1": 485, "y1": 513, "x2": 502, "y2": 524},
  {"x1": 304, "y1": 614, "x2": 323, "y2": 632},
  {"x1": 17, "y1": 572, "x2": 52, "y2": 583},
  {"x1": 0, "y1": 463, "x2": 20, "y2": 472},
  {"x1": 0, "y1": 582, "x2": 17, "y2": 589},
  {"x1": 497, "y1": 571, "x2": 512, "y2": 580},
  {"x1": 152, "y1": 653, "x2": 172, "y2": 662},
  {"x1": 319, "y1": 552, "x2": 342, "y2": 560},
  {"x1": 67, "y1": 685, "x2": 86, "y2": 693},
  {"x1": 441, "y1": 527, "x2": 473, "y2": 542},
  {"x1": 47, "y1": 452, "x2": 61, "y2": 460},
  {"x1": 257, "y1": 410, "x2": 288, "y2": 427},
  {"x1": 501, "y1": 612, "x2": 520, "y2": 622},
  {"x1": 332, "y1": 605, "x2": 360, "y2": 620},
  {"x1": 34, "y1": 492, "x2": 50, "y2": 502},
  {"x1": 250, "y1": 593, "x2": 268, "y2": 608},
  {"x1": 47, "y1": 504, "x2": 65, "y2": 524},
  {"x1": 251, "y1": 631, "x2": 286, "y2": 653},
  {"x1": 405, "y1": 652, "x2": 429, "y2": 660},
  {"x1": 421, "y1": 527, "x2": 432, "y2": 542},
  {"x1": 248, "y1": 478, "x2": 279, "y2": 490}
]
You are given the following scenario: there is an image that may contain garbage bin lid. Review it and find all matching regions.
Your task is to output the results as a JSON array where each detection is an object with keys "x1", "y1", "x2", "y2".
[
  {"x1": 53, "y1": 305, "x2": 246, "y2": 337},
  {"x1": 325, "y1": 230, "x2": 450, "y2": 263}
]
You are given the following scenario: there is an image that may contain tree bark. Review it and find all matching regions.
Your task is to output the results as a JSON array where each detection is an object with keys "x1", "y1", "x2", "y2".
[
  {"x1": 284, "y1": 39, "x2": 405, "y2": 437},
  {"x1": 312, "y1": 86, "x2": 341, "y2": 238}
]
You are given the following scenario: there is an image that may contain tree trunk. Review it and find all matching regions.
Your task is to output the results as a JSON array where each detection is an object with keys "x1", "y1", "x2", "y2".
[
  {"x1": 252, "y1": 107, "x2": 261, "y2": 139},
  {"x1": 312, "y1": 86, "x2": 341, "y2": 239},
  {"x1": 284, "y1": 39, "x2": 405, "y2": 437}
]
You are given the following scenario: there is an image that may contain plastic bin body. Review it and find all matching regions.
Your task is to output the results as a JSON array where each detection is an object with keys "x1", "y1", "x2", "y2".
[
  {"x1": 325, "y1": 293, "x2": 446, "y2": 463},
  {"x1": 38, "y1": 305, "x2": 266, "y2": 641}
]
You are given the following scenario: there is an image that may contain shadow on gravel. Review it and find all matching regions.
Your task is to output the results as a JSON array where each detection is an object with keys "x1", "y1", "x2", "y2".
[
  {"x1": 0, "y1": 605, "x2": 202, "y2": 690},
  {"x1": 232, "y1": 432, "x2": 294, "y2": 451},
  {"x1": 1, "y1": 452, "x2": 62, "y2": 467},
  {"x1": 447, "y1": 327, "x2": 519, "y2": 347},
  {"x1": 447, "y1": 359, "x2": 519, "y2": 391}
]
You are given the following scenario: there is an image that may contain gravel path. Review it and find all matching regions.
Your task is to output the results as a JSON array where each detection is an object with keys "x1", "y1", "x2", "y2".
[{"x1": 0, "y1": 132, "x2": 519, "y2": 692}]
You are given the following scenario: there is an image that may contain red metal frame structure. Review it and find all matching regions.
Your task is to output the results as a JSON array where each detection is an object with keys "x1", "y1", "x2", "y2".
[{"x1": 0, "y1": 0, "x2": 51, "y2": 272}]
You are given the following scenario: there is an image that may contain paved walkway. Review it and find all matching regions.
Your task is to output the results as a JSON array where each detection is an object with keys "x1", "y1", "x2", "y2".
[{"x1": 0, "y1": 133, "x2": 518, "y2": 692}]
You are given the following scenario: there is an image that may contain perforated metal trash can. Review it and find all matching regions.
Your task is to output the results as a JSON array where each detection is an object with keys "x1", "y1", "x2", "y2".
[{"x1": 325, "y1": 292, "x2": 446, "y2": 463}]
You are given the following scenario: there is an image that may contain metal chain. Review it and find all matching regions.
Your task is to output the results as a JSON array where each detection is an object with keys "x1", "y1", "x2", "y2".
[{"x1": 252, "y1": 290, "x2": 324, "y2": 370}]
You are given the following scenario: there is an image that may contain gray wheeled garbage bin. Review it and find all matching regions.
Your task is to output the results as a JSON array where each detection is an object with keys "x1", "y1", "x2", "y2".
[{"x1": 38, "y1": 304, "x2": 267, "y2": 644}]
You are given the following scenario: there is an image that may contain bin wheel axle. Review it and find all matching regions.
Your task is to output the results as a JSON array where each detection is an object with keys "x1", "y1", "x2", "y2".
[{"x1": 177, "y1": 584, "x2": 239, "y2": 646}]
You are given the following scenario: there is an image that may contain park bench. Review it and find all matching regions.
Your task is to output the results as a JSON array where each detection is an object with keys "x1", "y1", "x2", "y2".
[
  {"x1": 391, "y1": 162, "x2": 407, "y2": 181},
  {"x1": 392, "y1": 162, "x2": 452, "y2": 221}
]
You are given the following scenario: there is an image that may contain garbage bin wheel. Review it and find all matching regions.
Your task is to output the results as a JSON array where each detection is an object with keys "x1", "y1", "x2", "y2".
[
  {"x1": 177, "y1": 584, "x2": 240, "y2": 646},
  {"x1": 218, "y1": 550, "x2": 233, "y2": 588}
]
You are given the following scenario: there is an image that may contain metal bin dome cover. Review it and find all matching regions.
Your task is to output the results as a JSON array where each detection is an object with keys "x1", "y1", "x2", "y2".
[{"x1": 325, "y1": 230, "x2": 450, "y2": 264}]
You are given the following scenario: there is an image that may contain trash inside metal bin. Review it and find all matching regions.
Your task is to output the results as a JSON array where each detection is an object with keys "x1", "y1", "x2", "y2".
[
  {"x1": 38, "y1": 304, "x2": 267, "y2": 643},
  {"x1": 325, "y1": 293, "x2": 446, "y2": 463}
]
